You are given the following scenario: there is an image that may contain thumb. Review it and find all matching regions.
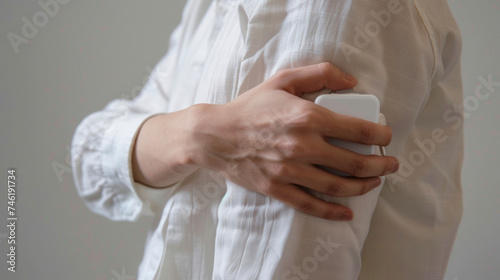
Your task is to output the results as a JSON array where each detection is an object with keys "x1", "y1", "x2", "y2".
[{"x1": 269, "y1": 62, "x2": 357, "y2": 97}]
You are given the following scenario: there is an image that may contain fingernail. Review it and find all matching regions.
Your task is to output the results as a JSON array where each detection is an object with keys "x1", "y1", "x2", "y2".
[
  {"x1": 340, "y1": 211, "x2": 353, "y2": 221},
  {"x1": 391, "y1": 158, "x2": 399, "y2": 173},
  {"x1": 384, "y1": 158, "x2": 399, "y2": 175},
  {"x1": 344, "y1": 73, "x2": 356, "y2": 82}
]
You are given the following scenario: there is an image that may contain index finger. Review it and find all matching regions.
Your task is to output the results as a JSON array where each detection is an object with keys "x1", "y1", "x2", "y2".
[{"x1": 313, "y1": 106, "x2": 393, "y2": 146}]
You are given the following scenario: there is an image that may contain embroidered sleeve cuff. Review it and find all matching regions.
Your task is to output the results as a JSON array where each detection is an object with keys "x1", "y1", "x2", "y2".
[{"x1": 100, "y1": 111, "x2": 169, "y2": 220}]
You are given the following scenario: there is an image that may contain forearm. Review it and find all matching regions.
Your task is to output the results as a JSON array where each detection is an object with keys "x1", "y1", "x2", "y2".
[{"x1": 131, "y1": 106, "x2": 204, "y2": 188}]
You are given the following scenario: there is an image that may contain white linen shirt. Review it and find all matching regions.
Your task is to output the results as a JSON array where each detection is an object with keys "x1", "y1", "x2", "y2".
[{"x1": 72, "y1": 0, "x2": 464, "y2": 279}]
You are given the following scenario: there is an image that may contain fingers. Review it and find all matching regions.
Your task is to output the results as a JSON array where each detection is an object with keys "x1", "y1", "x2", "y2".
[
  {"x1": 269, "y1": 62, "x2": 357, "y2": 97},
  {"x1": 282, "y1": 98, "x2": 392, "y2": 147},
  {"x1": 311, "y1": 143, "x2": 399, "y2": 177},
  {"x1": 315, "y1": 106, "x2": 393, "y2": 147},
  {"x1": 283, "y1": 164, "x2": 383, "y2": 197},
  {"x1": 266, "y1": 183, "x2": 354, "y2": 221},
  {"x1": 273, "y1": 112, "x2": 397, "y2": 177}
]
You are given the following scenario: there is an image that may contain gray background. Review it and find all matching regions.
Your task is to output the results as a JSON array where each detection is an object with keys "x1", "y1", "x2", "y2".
[{"x1": 0, "y1": 0, "x2": 498, "y2": 279}]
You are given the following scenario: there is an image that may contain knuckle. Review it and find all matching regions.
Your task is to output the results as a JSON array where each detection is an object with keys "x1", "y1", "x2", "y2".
[
  {"x1": 317, "y1": 62, "x2": 335, "y2": 76},
  {"x1": 271, "y1": 163, "x2": 290, "y2": 178},
  {"x1": 302, "y1": 109, "x2": 319, "y2": 123},
  {"x1": 279, "y1": 138, "x2": 306, "y2": 158},
  {"x1": 358, "y1": 123, "x2": 377, "y2": 143},
  {"x1": 297, "y1": 201, "x2": 316, "y2": 215},
  {"x1": 349, "y1": 157, "x2": 369, "y2": 177},
  {"x1": 257, "y1": 180, "x2": 276, "y2": 196},
  {"x1": 317, "y1": 62, "x2": 343, "y2": 85},
  {"x1": 318, "y1": 62, "x2": 336, "y2": 73},
  {"x1": 325, "y1": 182, "x2": 343, "y2": 196},
  {"x1": 289, "y1": 105, "x2": 321, "y2": 128}
]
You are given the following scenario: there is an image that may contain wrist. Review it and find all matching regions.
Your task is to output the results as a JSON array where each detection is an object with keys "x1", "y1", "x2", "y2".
[
  {"x1": 184, "y1": 103, "x2": 235, "y2": 172},
  {"x1": 184, "y1": 103, "x2": 216, "y2": 168},
  {"x1": 132, "y1": 109, "x2": 200, "y2": 188}
]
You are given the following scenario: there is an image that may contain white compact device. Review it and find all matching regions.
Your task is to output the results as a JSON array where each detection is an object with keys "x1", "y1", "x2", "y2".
[{"x1": 314, "y1": 93, "x2": 381, "y2": 176}]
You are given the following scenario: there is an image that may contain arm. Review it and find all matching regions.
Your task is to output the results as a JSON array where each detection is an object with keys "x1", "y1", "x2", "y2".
[{"x1": 132, "y1": 62, "x2": 399, "y2": 220}]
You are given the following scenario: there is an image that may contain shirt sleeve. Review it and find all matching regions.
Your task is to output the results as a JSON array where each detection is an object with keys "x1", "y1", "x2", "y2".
[
  {"x1": 210, "y1": 1, "x2": 464, "y2": 279},
  {"x1": 70, "y1": 25, "x2": 183, "y2": 222}
]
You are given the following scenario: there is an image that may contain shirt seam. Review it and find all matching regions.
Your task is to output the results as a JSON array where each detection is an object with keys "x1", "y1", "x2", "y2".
[{"x1": 413, "y1": 0, "x2": 438, "y2": 86}]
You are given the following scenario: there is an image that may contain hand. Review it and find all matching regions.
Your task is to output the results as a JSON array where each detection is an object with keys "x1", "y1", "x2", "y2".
[{"x1": 188, "y1": 62, "x2": 399, "y2": 220}]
